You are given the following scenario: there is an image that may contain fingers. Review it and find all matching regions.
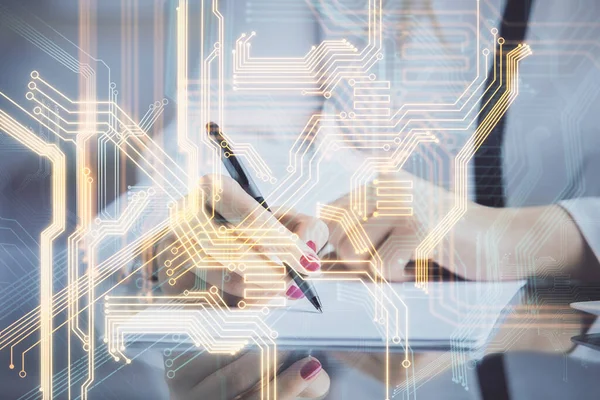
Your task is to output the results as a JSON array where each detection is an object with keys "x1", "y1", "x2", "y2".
[
  {"x1": 275, "y1": 208, "x2": 329, "y2": 254},
  {"x1": 200, "y1": 175, "x2": 322, "y2": 275},
  {"x1": 168, "y1": 353, "x2": 328, "y2": 400},
  {"x1": 324, "y1": 180, "x2": 421, "y2": 282},
  {"x1": 161, "y1": 175, "x2": 325, "y2": 301},
  {"x1": 346, "y1": 215, "x2": 393, "y2": 259},
  {"x1": 169, "y1": 351, "x2": 289, "y2": 400},
  {"x1": 156, "y1": 235, "x2": 266, "y2": 298},
  {"x1": 165, "y1": 352, "x2": 239, "y2": 396},
  {"x1": 326, "y1": 187, "x2": 374, "y2": 260},
  {"x1": 330, "y1": 351, "x2": 450, "y2": 388},
  {"x1": 326, "y1": 188, "x2": 392, "y2": 261},
  {"x1": 159, "y1": 253, "x2": 301, "y2": 303},
  {"x1": 156, "y1": 217, "x2": 314, "y2": 305},
  {"x1": 373, "y1": 236, "x2": 415, "y2": 281},
  {"x1": 273, "y1": 209, "x2": 328, "y2": 302},
  {"x1": 245, "y1": 357, "x2": 330, "y2": 400}
]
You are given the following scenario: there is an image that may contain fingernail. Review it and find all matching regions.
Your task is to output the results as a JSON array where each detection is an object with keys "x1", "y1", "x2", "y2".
[
  {"x1": 285, "y1": 284, "x2": 305, "y2": 299},
  {"x1": 306, "y1": 240, "x2": 317, "y2": 252},
  {"x1": 300, "y1": 358, "x2": 322, "y2": 380},
  {"x1": 300, "y1": 254, "x2": 321, "y2": 271}
]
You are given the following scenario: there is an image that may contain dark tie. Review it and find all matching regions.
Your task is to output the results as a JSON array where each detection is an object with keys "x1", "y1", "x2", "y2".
[
  {"x1": 474, "y1": 0, "x2": 534, "y2": 208},
  {"x1": 476, "y1": 3, "x2": 534, "y2": 399}
]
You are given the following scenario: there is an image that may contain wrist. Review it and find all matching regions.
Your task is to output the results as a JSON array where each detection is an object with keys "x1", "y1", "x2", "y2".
[
  {"x1": 463, "y1": 204, "x2": 591, "y2": 281},
  {"x1": 465, "y1": 205, "x2": 538, "y2": 280},
  {"x1": 431, "y1": 201, "x2": 598, "y2": 282},
  {"x1": 428, "y1": 201, "x2": 492, "y2": 279},
  {"x1": 461, "y1": 202, "x2": 500, "y2": 279},
  {"x1": 508, "y1": 205, "x2": 587, "y2": 280}
]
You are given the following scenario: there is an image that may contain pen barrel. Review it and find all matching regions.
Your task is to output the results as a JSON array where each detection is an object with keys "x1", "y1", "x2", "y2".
[
  {"x1": 206, "y1": 122, "x2": 321, "y2": 311},
  {"x1": 286, "y1": 264, "x2": 318, "y2": 299}
]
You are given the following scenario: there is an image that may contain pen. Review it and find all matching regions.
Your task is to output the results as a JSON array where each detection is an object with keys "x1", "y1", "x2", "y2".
[{"x1": 206, "y1": 122, "x2": 323, "y2": 313}]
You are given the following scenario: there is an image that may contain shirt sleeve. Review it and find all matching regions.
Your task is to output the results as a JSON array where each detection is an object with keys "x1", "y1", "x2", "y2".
[{"x1": 559, "y1": 197, "x2": 600, "y2": 262}]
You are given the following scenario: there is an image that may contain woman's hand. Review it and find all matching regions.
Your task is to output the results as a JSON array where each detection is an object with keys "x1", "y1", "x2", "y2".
[
  {"x1": 155, "y1": 175, "x2": 330, "y2": 399},
  {"x1": 330, "y1": 351, "x2": 447, "y2": 390},
  {"x1": 325, "y1": 171, "x2": 457, "y2": 281},
  {"x1": 166, "y1": 351, "x2": 330, "y2": 400},
  {"x1": 326, "y1": 170, "x2": 599, "y2": 283},
  {"x1": 157, "y1": 174, "x2": 328, "y2": 302}
]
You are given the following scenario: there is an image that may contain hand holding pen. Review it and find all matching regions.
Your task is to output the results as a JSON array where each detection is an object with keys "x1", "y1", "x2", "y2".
[
  {"x1": 205, "y1": 122, "x2": 324, "y2": 312},
  {"x1": 155, "y1": 126, "x2": 326, "y2": 311},
  {"x1": 153, "y1": 141, "x2": 329, "y2": 398}
]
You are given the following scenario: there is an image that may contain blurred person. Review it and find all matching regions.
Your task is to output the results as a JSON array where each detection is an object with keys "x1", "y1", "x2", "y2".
[
  {"x1": 154, "y1": 0, "x2": 600, "y2": 399},
  {"x1": 2, "y1": 0, "x2": 600, "y2": 399}
]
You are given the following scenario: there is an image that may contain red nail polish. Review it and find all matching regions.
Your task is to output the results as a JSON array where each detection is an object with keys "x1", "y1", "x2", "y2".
[
  {"x1": 300, "y1": 255, "x2": 321, "y2": 271},
  {"x1": 300, "y1": 358, "x2": 322, "y2": 380},
  {"x1": 307, "y1": 240, "x2": 317, "y2": 252},
  {"x1": 285, "y1": 284, "x2": 305, "y2": 299}
]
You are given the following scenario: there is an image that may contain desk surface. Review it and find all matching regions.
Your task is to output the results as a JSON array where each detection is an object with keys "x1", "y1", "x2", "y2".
[
  {"x1": 329, "y1": 281, "x2": 600, "y2": 399},
  {"x1": 489, "y1": 282, "x2": 599, "y2": 355},
  {"x1": 1, "y1": 242, "x2": 599, "y2": 399}
]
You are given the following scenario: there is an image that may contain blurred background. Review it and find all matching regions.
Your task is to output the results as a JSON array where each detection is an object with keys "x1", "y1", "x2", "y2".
[{"x1": 0, "y1": 1, "x2": 171, "y2": 397}]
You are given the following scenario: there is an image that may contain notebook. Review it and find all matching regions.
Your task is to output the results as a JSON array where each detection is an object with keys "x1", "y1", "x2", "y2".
[{"x1": 105, "y1": 280, "x2": 525, "y2": 352}]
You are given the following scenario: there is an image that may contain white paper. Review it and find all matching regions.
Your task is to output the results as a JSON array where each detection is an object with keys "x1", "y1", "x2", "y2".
[{"x1": 111, "y1": 280, "x2": 525, "y2": 351}]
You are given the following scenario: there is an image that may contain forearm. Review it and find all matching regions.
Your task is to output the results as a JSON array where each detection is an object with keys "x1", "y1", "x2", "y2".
[{"x1": 456, "y1": 204, "x2": 600, "y2": 281}]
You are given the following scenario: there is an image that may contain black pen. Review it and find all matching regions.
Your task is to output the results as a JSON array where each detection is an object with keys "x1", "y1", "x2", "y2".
[{"x1": 206, "y1": 122, "x2": 323, "y2": 313}]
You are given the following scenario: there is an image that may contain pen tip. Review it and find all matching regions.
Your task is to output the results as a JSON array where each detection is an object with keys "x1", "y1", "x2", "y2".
[{"x1": 308, "y1": 296, "x2": 322, "y2": 313}]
